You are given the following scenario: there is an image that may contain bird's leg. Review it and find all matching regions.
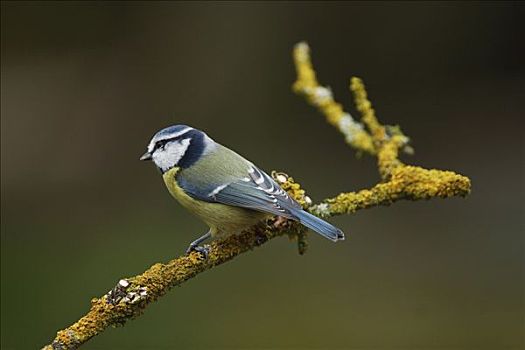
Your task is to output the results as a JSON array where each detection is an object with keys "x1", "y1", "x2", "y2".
[{"x1": 186, "y1": 231, "x2": 212, "y2": 259}]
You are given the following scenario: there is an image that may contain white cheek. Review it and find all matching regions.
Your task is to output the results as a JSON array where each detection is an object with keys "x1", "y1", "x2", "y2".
[{"x1": 152, "y1": 138, "x2": 191, "y2": 171}]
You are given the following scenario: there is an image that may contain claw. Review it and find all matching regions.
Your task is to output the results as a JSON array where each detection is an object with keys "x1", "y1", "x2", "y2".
[
  {"x1": 186, "y1": 231, "x2": 212, "y2": 259},
  {"x1": 186, "y1": 244, "x2": 210, "y2": 259}
]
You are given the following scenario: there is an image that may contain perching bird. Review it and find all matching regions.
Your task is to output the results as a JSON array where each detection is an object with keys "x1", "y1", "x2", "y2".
[{"x1": 140, "y1": 125, "x2": 344, "y2": 256}]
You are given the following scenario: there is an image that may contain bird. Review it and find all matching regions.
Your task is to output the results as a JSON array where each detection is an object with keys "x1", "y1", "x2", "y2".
[{"x1": 140, "y1": 125, "x2": 344, "y2": 257}]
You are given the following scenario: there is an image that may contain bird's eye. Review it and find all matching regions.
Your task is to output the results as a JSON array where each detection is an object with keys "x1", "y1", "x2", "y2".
[{"x1": 155, "y1": 140, "x2": 167, "y2": 150}]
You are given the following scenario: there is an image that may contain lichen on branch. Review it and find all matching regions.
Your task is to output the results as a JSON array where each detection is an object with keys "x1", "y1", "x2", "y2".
[
  {"x1": 42, "y1": 42, "x2": 471, "y2": 350},
  {"x1": 292, "y1": 42, "x2": 375, "y2": 155}
]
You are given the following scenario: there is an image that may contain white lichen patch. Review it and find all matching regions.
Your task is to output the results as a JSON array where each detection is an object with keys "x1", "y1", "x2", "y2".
[
  {"x1": 312, "y1": 86, "x2": 333, "y2": 104},
  {"x1": 398, "y1": 135, "x2": 410, "y2": 145},
  {"x1": 106, "y1": 279, "x2": 148, "y2": 305},
  {"x1": 294, "y1": 41, "x2": 310, "y2": 62},
  {"x1": 275, "y1": 173, "x2": 288, "y2": 184},
  {"x1": 338, "y1": 113, "x2": 365, "y2": 143},
  {"x1": 107, "y1": 279, "x2": 131, "y2": 305},
  {"x1": 304, "y1": 196, "x2": 312, "y2": 206},
  {"x1": 122, "y1": 286, "x2": 148, "y2": 305},
  {"x1": 310, "y1": 203, "x2": 331, "y2": 217},
  {"x1": 118, "y1": 279, "x2": 129, "y2": 288}
]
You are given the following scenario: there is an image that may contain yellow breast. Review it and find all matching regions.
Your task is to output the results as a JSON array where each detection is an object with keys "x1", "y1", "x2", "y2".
[{"x1": 162, "y1": 167, "x2": 268, "y2": 237}]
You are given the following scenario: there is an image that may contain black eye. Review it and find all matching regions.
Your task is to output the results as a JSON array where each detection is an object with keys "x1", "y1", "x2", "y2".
[{"x1": 154, "y1": 140, "x2": 168, "y2": 151}]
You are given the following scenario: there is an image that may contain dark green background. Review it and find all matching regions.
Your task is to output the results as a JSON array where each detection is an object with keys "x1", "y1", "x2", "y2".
[{"x1": 1, "y1": 2, "x2": 524, "y2": 349}]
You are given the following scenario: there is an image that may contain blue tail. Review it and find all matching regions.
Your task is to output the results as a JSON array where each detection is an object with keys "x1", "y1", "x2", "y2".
[{"x1": 292, "y1": 209, "x2": 345, "y2": 242}]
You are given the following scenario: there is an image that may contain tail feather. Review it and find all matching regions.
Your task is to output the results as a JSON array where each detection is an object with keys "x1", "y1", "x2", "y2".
[{"x1": 292, "y1": 209, "x2": 345, "y2": 242}]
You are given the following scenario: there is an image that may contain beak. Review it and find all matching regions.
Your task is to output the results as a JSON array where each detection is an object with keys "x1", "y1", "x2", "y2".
[{"x1": 139, "y1": 151, "x2": 152, "y2": 161}]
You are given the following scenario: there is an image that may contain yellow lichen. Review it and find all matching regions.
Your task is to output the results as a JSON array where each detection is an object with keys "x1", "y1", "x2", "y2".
[
  {"x1": 292, "y1": 42, "x2": 375, "y2": 154},
  {"x1": 377, "y1": 135, "x2": 405, "y2": 179},
  {"x1": 350, "y1": 77, "x2": 387, "y2": 143}
]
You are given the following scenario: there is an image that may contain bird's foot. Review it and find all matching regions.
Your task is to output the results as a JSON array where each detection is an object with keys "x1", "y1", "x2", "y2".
[{"x1": 186, "y1": 244, "x2": 210, "y2": 260}]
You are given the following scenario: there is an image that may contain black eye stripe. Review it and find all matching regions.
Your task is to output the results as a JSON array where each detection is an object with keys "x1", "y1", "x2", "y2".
[
  {"x1": 155, "y1": 139, "x2": 168, "y2": 149},
  {"x1": 152, "y1": 127, "x2": 194, "y2": 151},
  {"x1": 154, "y1": 137, "x2": 181, "y2": 151}
]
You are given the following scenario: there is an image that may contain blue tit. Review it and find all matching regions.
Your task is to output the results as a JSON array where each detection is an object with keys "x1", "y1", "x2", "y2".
[{"x1": 140, "y1": 125, "x2": 344, "y2": 256}]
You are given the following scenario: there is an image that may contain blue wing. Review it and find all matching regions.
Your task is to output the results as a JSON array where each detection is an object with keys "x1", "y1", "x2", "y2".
[
  {"x1": 178, "y1": 164, "x2": 300, "y2": 218},
  {"x1": 215, "y1": 166, "x2": 302, "y2": 218},
  {"x1": 177, "y1": 164, "x2": 344, "y2": 241}
]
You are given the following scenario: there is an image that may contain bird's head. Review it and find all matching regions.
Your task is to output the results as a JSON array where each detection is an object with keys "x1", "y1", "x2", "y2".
[{"x1": 140, "y1": 125, "x2": 214, "y2": 173}]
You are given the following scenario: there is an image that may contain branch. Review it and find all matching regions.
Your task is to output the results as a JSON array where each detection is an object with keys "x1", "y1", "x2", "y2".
[
  {"x1": 42, "y1": 42, "x2": 471, "y2": 350},
  {"x1": 292, "y1": 43, "x2": 376, "y2": 155}
]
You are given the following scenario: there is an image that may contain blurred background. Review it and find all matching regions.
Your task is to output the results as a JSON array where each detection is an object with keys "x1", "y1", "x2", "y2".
[{"x1": 1, "y1": 2, "x2": 524, "y2": 349}]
